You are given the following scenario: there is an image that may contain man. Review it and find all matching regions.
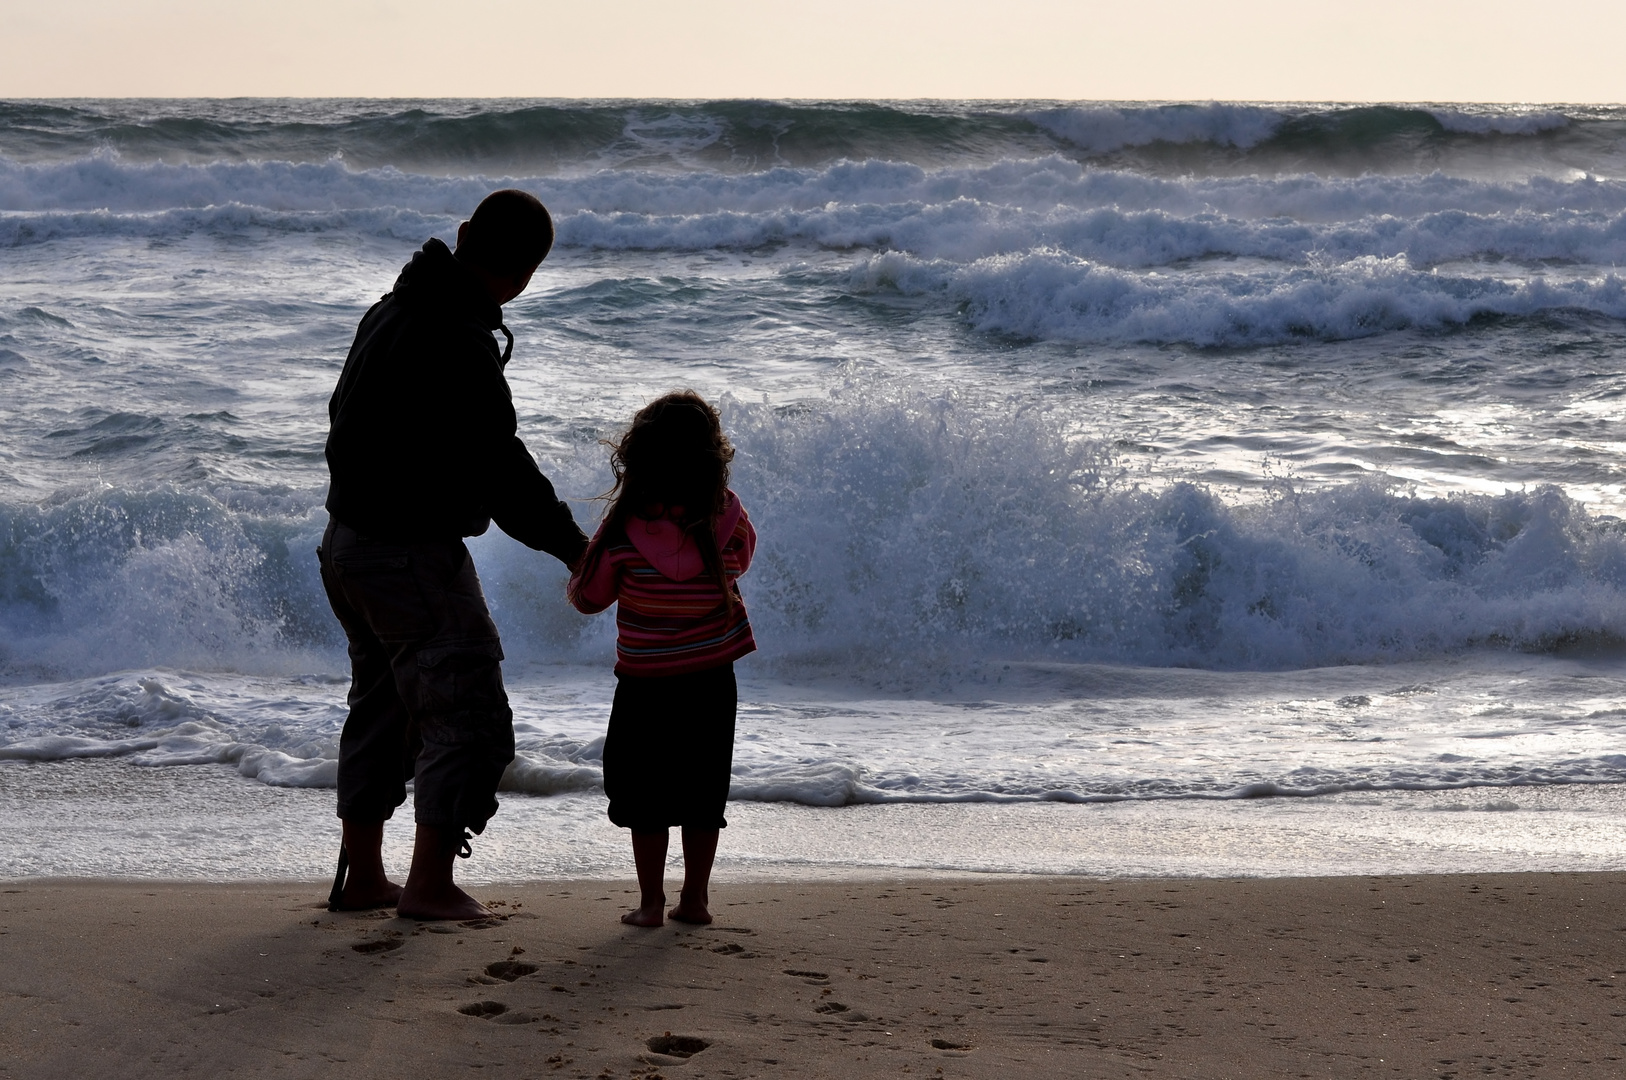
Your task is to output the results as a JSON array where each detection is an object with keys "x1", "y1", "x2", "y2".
[{"x1": 319, "y1": 189, "x2": 587, "y2": 920}]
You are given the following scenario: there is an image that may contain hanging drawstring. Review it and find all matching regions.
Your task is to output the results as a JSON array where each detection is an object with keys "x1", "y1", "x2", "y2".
[
  {"x1": 498, "y1": 325, "x2": 514, "y2": 368},
  {"x1": 326, "y1": 843, "x2": 350, "y2": 912},
  {"x1": 455, "y1": 829, "x2": 475, "y2": 859}
]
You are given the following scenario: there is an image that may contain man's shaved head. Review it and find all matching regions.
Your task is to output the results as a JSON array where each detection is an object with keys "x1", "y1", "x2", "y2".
[{"x1": 456, "y1": 189, "x2": 555, "y2": 277}]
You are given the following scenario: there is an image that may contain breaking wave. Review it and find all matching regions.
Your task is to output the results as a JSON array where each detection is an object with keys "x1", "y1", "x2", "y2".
[{"x1": 4, "y1": 386, "x2": 1625, "y2": 683}]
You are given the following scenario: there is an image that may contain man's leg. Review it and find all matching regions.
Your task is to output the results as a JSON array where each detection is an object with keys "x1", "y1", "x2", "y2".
[
  {"x1": 320, "y1": 524, "x2": 414, "y2": 909},
  {"x1": 337, "y1": 820, "x2": 399, "y2": 908},
  {"x1": 397, "y1": 656, "x2": 512, "y2": 920},
  {"x1": 333, "y1": 638, "x2": 412, "y2": 909},
  {"x1": 395, "y1": 543, "x2": 514, "y2": 920}
]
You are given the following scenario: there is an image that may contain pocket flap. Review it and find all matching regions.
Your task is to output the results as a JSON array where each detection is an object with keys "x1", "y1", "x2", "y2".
[
  {"x1": 333, "y1": 551, "x2": 409, "y2": 573},
  {"x1": 417, "y1": 641, "x2": 506, "y2": 670}
]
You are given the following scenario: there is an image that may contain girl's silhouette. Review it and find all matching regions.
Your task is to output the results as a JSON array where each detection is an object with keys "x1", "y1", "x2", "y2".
[{"x1": 569, "y1": 391, "x2": 757, "y2": 926}]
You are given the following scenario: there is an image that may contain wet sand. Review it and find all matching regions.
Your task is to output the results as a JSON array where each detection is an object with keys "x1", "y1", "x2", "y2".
[{"x1": 2, "y1": 874, "x2": 1623, "y2": 1078}]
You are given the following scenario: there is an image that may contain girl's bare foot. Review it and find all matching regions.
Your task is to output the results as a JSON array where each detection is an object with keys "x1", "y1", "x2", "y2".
[
  {"x1": 621, "y1": 901, "x2": 665, "y2": 927},
  {"x1": 670, "y1": 830, "x2": 718, "y2": 924}
]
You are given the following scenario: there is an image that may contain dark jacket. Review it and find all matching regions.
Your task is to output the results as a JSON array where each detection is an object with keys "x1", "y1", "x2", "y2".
[{"x1": 324, "y1": 238, "x2": 588, "y2": 564}]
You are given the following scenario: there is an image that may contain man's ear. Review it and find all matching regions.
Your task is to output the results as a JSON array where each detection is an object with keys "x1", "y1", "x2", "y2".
[{"x1": 455, "y1": 220, "x2": 469, "y2": 250}]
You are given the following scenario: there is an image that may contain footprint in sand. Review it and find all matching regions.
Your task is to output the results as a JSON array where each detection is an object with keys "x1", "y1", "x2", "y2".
[
  {"x1": 484, "y1": 960, "x2": 538, "y2": 981},
  {"x1": 814, "y1": 1000, "x2": 869, "y2": 1021},
  {"x1": 351, "y1": 935, "x2": 403, "y2": 954},
  {"x1": 457, "y1": 1000, "x2": 537, "y2": 1025},
  {"x1": 783, "y1": 969, "x2": 830, "y2": 985},
  {"x1": 645, "y1": 1035, "x2": 710, "y2": 1058},
  {"x1": 930, "y1": 1038, "x2": 975, "y2": 1052}
]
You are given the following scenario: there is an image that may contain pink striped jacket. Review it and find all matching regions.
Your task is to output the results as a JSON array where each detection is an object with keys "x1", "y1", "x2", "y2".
[{"x1": 568, "y1": 490, "x2": 757, "y2": 677}]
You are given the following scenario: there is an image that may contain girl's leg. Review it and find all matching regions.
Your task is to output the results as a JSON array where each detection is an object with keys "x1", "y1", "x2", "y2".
[
  {"x1": 623, "y1": 830, "x2": 669, "y2": 926},
  {"x1": 669, "y1": 828, "x2": 719, "y2": 924}
]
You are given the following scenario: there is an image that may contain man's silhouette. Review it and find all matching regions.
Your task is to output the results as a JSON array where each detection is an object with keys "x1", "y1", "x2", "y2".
[{"x1": 319, "y1": 189, "x2": 587, "y2": 919}]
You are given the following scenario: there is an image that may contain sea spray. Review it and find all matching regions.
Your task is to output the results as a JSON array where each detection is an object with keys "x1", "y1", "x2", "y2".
[
  {"x1": 719, "y1": 386, "x2": 1626, "y2": 670},
  {"x1": 5, "y1": 384, "x2": 1626, "y2": 682}
]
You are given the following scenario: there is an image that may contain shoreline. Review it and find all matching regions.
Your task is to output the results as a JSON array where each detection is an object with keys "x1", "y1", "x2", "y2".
[
  {"x1": 6, "y1": 758, "x2": 1626, "y2": 882},
  {"x1": 4, "y1": 874, "x2": 1623, "y2": 1078}
]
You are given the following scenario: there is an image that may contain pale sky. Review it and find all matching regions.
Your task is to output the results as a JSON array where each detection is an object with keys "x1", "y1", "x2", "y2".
[{"x1": 2, "y1": 0, "x2": 1622, "y2": 102}]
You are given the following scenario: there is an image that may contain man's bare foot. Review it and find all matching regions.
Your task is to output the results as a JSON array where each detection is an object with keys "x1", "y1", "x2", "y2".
[
  {"x1": 667, "y1": 899, "x2": 712, "y2": 924},
  {"x1": 333, "y1": 821, "x2": 399, "y2": 910},
  {"x1": 397, "y1": 882, "x2": 492, "y2": 921},
  {"x1": 396, "y1": 824, "x2": 493, "y2": 921},
  {"x1": 335, "y1": 878, "x2": 403, "y2": 911},
  {"x1": 621, "y1": 902, "x2": 665, "y2": 927}
]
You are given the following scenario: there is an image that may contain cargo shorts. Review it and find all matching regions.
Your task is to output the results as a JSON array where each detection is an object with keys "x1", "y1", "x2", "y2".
[{"x1": 318, "y1": 517, "x2": 515, "y2": 835}]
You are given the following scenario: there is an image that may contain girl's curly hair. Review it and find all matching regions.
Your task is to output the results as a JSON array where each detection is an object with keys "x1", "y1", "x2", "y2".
[{"x1": 573, "y1": 390, "x2": 737, "y2": 606}]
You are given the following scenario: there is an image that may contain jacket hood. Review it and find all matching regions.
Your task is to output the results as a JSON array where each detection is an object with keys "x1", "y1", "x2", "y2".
[
  {"x1": 625, "y1": 490, "x2": 744, "y2": 582},
  {"x1": 391, "y1": 238, "x2": 502, "y2": 331}
]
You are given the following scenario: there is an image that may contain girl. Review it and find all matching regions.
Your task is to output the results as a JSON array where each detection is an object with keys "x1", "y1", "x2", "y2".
[{"x1": 568, "y1": 391, "x2": 757, "y2": 926}]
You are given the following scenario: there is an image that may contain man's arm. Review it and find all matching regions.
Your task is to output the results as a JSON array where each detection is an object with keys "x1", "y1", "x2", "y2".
[
  {"x1": 485, "y1": 437, "x2": 589, "y2": 566},
  {"x1": 446, "y1": 323, "x2": 588, "y2": 566}
]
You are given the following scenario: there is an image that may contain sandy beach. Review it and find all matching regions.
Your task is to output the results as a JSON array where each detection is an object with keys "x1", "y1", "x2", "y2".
[{"x1": 2, "y1": 874, "x2": 1622, "y2": 1078}]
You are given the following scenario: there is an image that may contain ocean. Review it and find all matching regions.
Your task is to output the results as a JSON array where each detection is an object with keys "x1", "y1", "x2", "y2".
[{"x1": 2, "y1": 99, "x2": 1625, "y2": 881}]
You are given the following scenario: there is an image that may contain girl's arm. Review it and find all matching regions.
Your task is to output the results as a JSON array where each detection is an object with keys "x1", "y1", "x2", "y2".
[
  {"x1": 726, "y1": 503, "x2": 757, "y2": 577},
  {"x1": 567, "y1": 522, "x2": 620, "y2": 613}
]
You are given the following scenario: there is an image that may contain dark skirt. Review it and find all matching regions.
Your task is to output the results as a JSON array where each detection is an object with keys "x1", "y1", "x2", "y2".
[{"x1": 602, "y1": 663, "x2": 736, "y2": 831}]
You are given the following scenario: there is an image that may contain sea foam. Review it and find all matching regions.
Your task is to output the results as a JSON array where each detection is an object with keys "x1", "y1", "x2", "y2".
[{"x1": 855, "y1": 250, "x2": 1626, "y2": 345}]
